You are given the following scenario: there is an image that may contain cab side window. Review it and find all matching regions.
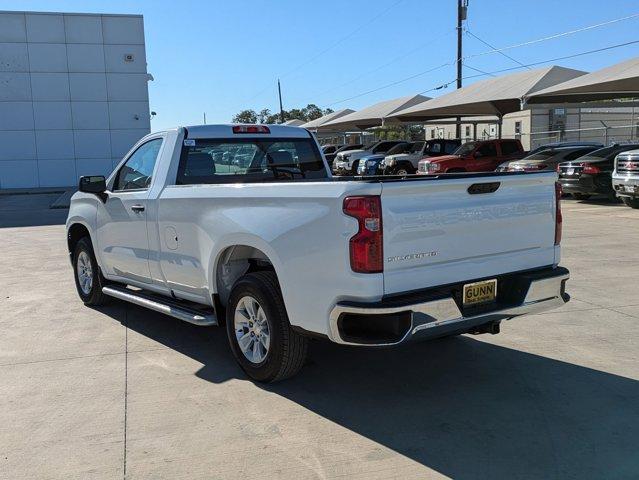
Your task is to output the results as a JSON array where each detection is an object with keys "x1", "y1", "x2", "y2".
[
  {"x1": 476, "y1": 143, "x2": 497, "y2": 157},
  {"x1": 114, "y1": 139, "x2": 163, "y2": 191},
  {"x1": 500, "y1": 141, "x2": 520, "y2": 156}
]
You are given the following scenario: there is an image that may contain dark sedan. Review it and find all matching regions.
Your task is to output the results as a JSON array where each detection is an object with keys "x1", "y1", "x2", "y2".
[
  {"x1": 558, "y1": 143, "x2": 639, "y2": 200},
  {"x1": 324, "y1": 143, "x2": 363, "y2": 164}
]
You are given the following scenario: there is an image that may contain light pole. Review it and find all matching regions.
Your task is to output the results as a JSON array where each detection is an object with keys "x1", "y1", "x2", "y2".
[{"x1": 456, "y1": 0, "x2": 468, "y2": 139}]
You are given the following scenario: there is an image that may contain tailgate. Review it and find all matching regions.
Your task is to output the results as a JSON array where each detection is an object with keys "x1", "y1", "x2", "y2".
[{"x1": 380, "y1": 173, "x2": 558, "y2": 295}]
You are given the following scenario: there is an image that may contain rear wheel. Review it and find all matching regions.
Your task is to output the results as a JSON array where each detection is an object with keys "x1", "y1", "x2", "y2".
[
  {"x1": 226, "y1": 271, "x2": 308, "y2": 382},
  {"x1": 572, "y1": 193, "x2": 591, "y2": 200},
  {"x1": 72, "y1": 237, "x2": 109, "y2": 306},
  {"x1": 621, "y1": 197, "x2": 639, "y2": 209}
]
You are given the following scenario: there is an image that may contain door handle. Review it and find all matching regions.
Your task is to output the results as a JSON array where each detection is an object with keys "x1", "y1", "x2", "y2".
[{"x1": 131, "y1": 204, "x2": 145, "y2": 212}]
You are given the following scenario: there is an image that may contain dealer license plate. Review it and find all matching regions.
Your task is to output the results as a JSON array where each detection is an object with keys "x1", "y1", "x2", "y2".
[{"x1": 463, "y1": 279, "x2": 497, "y2": 306}]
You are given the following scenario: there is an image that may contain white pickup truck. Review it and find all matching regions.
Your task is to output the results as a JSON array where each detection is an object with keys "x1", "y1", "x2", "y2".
[{"x1": 66, "y1": 124, "x2": 570, "y2": 382}]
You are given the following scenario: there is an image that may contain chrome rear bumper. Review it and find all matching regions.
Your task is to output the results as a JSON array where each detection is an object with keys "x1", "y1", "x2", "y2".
[{"x1": 329, "y1": 269, "x2": 569, "y2": 346}]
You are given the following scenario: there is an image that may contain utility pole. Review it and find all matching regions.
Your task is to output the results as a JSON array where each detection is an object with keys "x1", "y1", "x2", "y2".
[
  {"x1": 456, "y1": 0, "x2": 468, "y2": 139},
  {"x1": 277, "y1": 79, "x2": 284, "y2": 124}
]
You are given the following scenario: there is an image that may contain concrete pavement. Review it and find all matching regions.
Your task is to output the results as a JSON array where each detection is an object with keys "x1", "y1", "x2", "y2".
[{"x1": 1, "y1": 196, "x2": 638, "y2": 479}]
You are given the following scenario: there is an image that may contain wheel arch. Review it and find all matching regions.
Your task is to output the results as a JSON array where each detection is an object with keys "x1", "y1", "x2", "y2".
[
  {"x1": 210, "y1": 238, "x2": 284, "y2": 308},
  {"x1": 394, "y1": 160, "x2": 416, "y2": 173},
  {"x1": 67, "y1": 221, "x2": 93, "y2": 256}
]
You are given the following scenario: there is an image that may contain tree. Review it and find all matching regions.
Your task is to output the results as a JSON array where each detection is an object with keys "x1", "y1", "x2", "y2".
[
  {"x1": 232, "y1": 109, "x2": 257, "y2": 124},
  {"x1": 232, "y1": 104, "x2": 337, "y2": 124},
  {"x1": 302, "y1": 104, "x2": 324, "y2": 121},
  {"x1": 257, "y1": 108, "x2": 271, "y2": 124}
]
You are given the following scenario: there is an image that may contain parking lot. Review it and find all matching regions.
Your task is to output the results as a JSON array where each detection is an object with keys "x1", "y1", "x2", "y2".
[{"x1": 1, "y1": 194, "x2": 638, "y2": 480}]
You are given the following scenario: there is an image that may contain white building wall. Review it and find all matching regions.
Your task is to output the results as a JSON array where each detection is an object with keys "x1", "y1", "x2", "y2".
[{"x1": 0, "y1": 11, "x2": 150, "y2": 189}]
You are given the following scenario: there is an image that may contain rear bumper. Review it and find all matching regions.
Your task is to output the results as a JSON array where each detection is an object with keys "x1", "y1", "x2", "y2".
[
  {"x1": 328, "y1": 267, "x2": 569, "y2": 346},
  {"x1": 559, "y1": 174, "x2": 612, "y2": 195}
]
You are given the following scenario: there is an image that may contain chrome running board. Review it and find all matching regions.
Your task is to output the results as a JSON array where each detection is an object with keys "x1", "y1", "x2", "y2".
[{"x1": 102, "y1": 285, "x2": 217, "y2": 326}]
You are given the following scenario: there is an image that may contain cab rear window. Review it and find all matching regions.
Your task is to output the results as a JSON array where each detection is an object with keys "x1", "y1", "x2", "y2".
[{"x1": 176, "y1": 138, "x2": 328, "y2": 185}]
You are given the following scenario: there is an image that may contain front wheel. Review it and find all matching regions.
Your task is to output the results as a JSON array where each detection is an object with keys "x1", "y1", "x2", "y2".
[
  {"x1": 226, "y1": 271, "x2": 308, "y2": 382},
  {"x1": 72, "y1": 237, "x2": 109, "y2": 306},
  {"x1": 621, "y1": 197, "x2": 639, "y2": 209}
]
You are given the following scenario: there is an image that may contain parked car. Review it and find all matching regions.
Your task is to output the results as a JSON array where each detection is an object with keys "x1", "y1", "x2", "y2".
[
  {"x1": 325, "y1": 143, "x2": 362, "y2": 165},
  {"x1": 321, "y1": 144, "x2": 342, "y2": 155},
  {"x1": 612, "y1": 148, "x2": 639, "y2": 208},
  {"x1": 496, "y1": 146, "x2": 600, "y2": 172},
  {"x1": 356, "y1": 142, "x2": 412, "y2": 175},
  {"x1": 418, "y1": 139, "x2": 524, "y2": 174},
  {"x1": 558, "y1": 143, "x2": 639, "y2": 200},
  {"x1": 382, "y1": 139, "x2": 461, "y2": 175},
  {"x1": 527, "y1": 141, "x2": 604, "y2": 157},
  {"x1": 333, "y1": 140, "x2": 407, "y2": 175},
  {"x1": 67, "y1": 124, "x2": 569, "y2": 382}
]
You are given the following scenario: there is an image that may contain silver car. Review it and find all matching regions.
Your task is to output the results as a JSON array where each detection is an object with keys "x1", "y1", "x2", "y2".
[{"x1": 497, "y1": 146, "x2": 600, "y2": 172}]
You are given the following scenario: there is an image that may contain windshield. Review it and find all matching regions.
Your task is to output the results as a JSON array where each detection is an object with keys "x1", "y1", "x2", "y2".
[
  {"x1": 524, "y1": 150, "x2": 557, "y2": 160},
  {"x1": 452, "y1": 142, "x2": 478, "y2": 156},
  {"x1": 336, "y1": 144, "x2": 362, "y2": 153},
  {"x1": 386, "y1": 143, "x2": 411, "y2": 155},
  {"x1": 409, "y1": 142, "x2": 425, "y2": 153},
  {"x1": 578, "y1": 144, "x2": 639, "y2": 161},
  {"x1": 372, "y1": 141, "x2": 400, "y2": 153}
]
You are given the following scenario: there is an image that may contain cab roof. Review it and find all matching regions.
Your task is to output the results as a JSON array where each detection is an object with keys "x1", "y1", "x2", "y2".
[{"x1": 183, "y1": 124, "x2": 312, "y2": 139}]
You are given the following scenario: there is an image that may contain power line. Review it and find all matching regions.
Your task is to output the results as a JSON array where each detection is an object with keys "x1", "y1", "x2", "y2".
[
  {"x1": 464, "y1": 64, "x2": 496, "y2": 77},
  {"x1": 419, "y1": 39, "x2": 639, "y2": 94},
  {"x1": 304, "y1": 11, "x2": 639, "y2": 108},
  {"x1": 324, "y1": 63, "x2": 451, "y2": 107},
  {"x1": 465, "y1": 29, "x2": 531, "y2": 70},
  {"x1": 465, "y1": 12, "x2": 639, "y2": 60},
  {"x1": 324, "y1": 38, "x2": 639, "y2": 107},
  {"x1": 290, "y1": 29, "x2": 457, "y2": 106}
]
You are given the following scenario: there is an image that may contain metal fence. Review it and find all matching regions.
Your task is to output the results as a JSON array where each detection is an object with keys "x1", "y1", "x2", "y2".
[{"x1": 317, "y1": 123, "x2": 639, "y2": 149}]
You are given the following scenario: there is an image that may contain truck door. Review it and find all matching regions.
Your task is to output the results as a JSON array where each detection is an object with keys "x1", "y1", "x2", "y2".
[
  {"x1": 97, "y1": 138, "x2": 164, "y2": 284},
  {"x1": 468, "y1": 142, "x2": 498, "y2": 171}
]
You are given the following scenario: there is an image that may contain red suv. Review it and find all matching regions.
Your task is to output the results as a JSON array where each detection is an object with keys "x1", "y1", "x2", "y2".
[{"x1": 417, "y1": 139, "x2": 524, "y2": 174}]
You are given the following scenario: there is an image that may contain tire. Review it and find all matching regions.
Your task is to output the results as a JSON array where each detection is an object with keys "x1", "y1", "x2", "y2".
[
  {"x1": 72, "y1": 237, "x2": 110, "y2": 306},
  {"x1": 622, "y1": 197, "x2": 639, "y2": 209},
  {"x1": 572, "y1": 193, "x2": 591, "y2": 200},
  {"x1": 351, "y1": 161, "x2": 359, "y2": 174},
  {"x1": 226, "y1": 271, "x2": 308, "y2": 383}
]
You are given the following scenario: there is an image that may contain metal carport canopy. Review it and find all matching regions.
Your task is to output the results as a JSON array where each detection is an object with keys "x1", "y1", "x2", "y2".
[
  {"x1": 282, "y1": 119, "x2": 305, "y2": 126},
  {"x1": 299, "y1": 108, "x2": 355, "y2": 131},
  {"x1": 388, "y1": 66, "x2": 587, "y2": 122},
  {"x1": 526, "y1": 57, "x2": 639, "y2": 104},
  {"x1": 318, "y1": 94, "x2": 430, "y2": 131}
]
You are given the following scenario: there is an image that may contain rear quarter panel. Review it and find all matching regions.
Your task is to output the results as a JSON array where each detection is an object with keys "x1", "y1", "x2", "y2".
[{"x1": 156, "y1": 181, "x2": 384, "y2": 336}]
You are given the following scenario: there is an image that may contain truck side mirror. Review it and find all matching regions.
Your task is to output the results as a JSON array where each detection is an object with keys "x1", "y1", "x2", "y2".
[{"x1": 79, "y1": 175, "x2": 107, "y2": 194}]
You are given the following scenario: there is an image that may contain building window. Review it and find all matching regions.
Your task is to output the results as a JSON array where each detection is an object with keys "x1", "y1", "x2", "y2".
[
  {"x1": 465, "y1": 125, "x2": 471, "y2": 139},
  {"x1": 515, "y1": 121, "x2": 522, "y2": 139}
]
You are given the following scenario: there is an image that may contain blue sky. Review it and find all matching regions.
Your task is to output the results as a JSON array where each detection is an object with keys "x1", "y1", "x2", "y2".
[{"x1": 3, "y1": 0, "x2": 639, "y2": 130}]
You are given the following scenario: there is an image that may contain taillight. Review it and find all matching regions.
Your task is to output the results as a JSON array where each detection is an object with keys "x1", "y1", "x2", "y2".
[
  {"x1": 343, "y1": 196, "x2": 383, "y2": 273},
  {"x1": 232, "y1": 125, "x2": 270, "y2": 134},
  {"x1": 555, "y1": 182, "x2": 562, "y2": 245},
  {"x1": 581, "y1": 163, "x2": 601, "y2": 174}
]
